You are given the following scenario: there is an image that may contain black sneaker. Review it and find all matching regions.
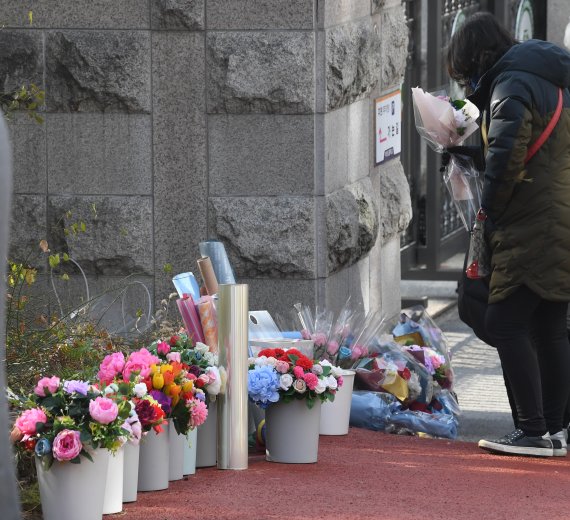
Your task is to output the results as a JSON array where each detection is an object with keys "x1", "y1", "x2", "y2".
[{"x1": 478, "y1": 429, "x2": 553, "y2": 457}]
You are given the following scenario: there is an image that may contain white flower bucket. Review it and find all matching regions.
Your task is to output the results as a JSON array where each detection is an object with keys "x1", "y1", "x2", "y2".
[
  {"x1": 196, "y1": 402, "x2": 217, "y2": 467},
  {"x1": 137, "y1": 424, "x2": 169, "y2": 492},
  {"x1": 183, "y1": 427, "x2": 198, "y2": 476},
  {"x1": 265, "y1": 399, "x2": 321, "y2": 463},
  {"x1": 122, "y1": 442, "x2": 140, "y2": 503},
  {"x1": 319, "y1": 370, "x2": 355, "y2": 435},
  {"x1": 102, "y1": 447, "x2": 124, "y2": 514},
  {"x1": 168, "y1": 419, "x2": 185, "y2": 481},
  {"x1": 36, "y1": 448, "x2": 109, "y2": 520}
]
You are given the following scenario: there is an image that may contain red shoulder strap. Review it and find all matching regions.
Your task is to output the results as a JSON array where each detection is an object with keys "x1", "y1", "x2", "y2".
[{"x1": 525, "y1": 88, "x2": 564, "y2": 164}]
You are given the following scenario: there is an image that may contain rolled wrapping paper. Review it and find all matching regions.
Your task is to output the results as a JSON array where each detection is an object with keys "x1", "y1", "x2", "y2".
[
  {"x1": 176, "y1": 296, "x2": 205, "y2": 344},
  {"x1": 197, "y1": 256, "x2": 219, "y2": 296},
  {"x1": 172, "y1": 272, "x2": 200, "y2": 300},
  {"x1": 197, "y1": 296, "x2": 218, "y2": 353},
  {"x1": 199, "y1": 240, "x2": 236, "y2": 284}
]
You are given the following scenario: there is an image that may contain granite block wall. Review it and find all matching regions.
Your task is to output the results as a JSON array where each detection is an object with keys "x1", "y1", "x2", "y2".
[{"x1": 1, "y1": 0, "x2": 411, "y2": 321}]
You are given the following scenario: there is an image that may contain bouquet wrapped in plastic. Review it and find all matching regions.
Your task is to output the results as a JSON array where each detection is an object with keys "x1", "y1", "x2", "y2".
[{"x1": 412, "y1": 86, "x2": 482, "y2": 230}]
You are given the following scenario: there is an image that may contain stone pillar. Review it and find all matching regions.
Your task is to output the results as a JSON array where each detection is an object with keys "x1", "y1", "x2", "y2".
[
  {"x1": 206, "y1": 0, "x2": 411, "y2": 317},
  {"x1": 1, "y1": 0, "x2": 411, "y2": 320},
  {"x1": 547, "y1": 0, "x2": 570, "y2": 49}
]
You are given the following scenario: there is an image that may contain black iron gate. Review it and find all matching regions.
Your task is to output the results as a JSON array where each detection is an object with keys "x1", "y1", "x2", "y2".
[{"x1": 400, "y1": 0, "x2": 547, "y2": 280}]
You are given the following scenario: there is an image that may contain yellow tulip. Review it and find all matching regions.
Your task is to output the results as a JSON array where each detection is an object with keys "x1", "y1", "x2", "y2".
[
  {"x1": 171, "y1": 394, "x2": 180, "y2": 408},
  {"x1": 182, "y1": 381, "x2": 194, "y2": 393},
  {"x1": 150, "y1": 364, "x2": 158, "y2": 375},
  {"x1": 160, "y1": 364, "x2": 172, "y2": 374},
  {"x1": 152, "y1": 372, "x2": 164, "y2": 390}
]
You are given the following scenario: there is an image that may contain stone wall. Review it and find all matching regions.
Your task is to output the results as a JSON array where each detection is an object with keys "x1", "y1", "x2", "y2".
[
  {"x1": 547, "y1": 0, "x2": 570, "y2": 49},
  {"x1": 1, "y1": 0, "x2": 411, "y2": 320}
]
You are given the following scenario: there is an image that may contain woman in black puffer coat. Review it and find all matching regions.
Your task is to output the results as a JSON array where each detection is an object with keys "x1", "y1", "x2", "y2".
[{"x1": 447, "y1": 12, "x2": 570, "y2": 457}]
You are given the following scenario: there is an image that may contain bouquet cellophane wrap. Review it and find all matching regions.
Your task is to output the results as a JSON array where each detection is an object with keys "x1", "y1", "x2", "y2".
[
  {"x1": 411, "y1": 87, "x2": 479, "y2": 152},
  {"x1": 197, "y1": 296, "x2": 218, "y2": 353},
  {"x1": 442, "y1": 155, "x2": 483, "y2": 231}
]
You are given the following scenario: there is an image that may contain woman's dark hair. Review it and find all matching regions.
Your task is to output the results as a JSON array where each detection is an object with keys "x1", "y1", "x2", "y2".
[{"x1": 447, "y1": 12, "x2": 517, "y2": 87}]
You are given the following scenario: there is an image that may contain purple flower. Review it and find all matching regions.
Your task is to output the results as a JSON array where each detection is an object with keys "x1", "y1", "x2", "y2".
[
  {"x1": 188, "y1": 365, "x2": 201, "y2": 377},
  {"x1": 150, "y1": 390, "x2": 172, "y2": 415},
  {"x1": 196, "y1": 392, "x2": 206, "y2": 402},
  {"x1": 63, "y1": 380, "x2": 90, "y2": 396}
]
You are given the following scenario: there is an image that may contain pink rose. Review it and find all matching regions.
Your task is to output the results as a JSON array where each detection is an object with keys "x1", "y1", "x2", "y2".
[
  {"x1": 52, "y1": 430, "x2": 82, "y2": 461},
  {"x1": 123, "y1": 348, "x2": 160, "y2": 380},
  {"x1": 293, "y1": 366, "x2": 305, "y2": 379},
  {"x1": 326, "y1": 341, "x2": 340, "y2": 355},
  {"x1": 302, "y1": 372, "x2": 319, "y2": 390},
  {"x1": 301, "y1": 329, "x2": 311, "y2": 340},
  {"x1": 166, "y1": 352, "x2": 181, "y2": 363},
  {"x1": 337, "y1": 375, "x2": 344, "y2": 388},
  {"x1": 351, "y1": 344, "x2": 368, "y2": 360},
  {"x1": 89, "y1": 396, "x2": 119, "y2": 424},
  {"x1": 275, "y1": 361, "x2": 289, "y2": 374},
  {"x1": 15, "y1": 408, "x2": 47, "y2": 439},
  {"x1": 311, "y1": 332, "x2": 327, "y2": 347},
  {"x1": 97, "y1": 352, "x2": 125, "y2": 384},
  {"x1": 34, "y1": 376, "x2": 60, "y2": 397},
  {"x1": 157, "y1": 341, "x2": 171, "y2": 355}
]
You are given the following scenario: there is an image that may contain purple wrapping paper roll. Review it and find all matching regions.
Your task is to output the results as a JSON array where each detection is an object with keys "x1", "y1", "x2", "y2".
[{"x1": 177, "y1": 296, "x2": 205, "y2": 344}]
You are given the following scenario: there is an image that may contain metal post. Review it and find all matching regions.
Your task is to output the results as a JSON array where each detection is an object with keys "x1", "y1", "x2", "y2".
[
  {"x1": 217, "y1": 284, "x2": 249, "y2": 470},
  {"x1": 0, "y1": 114, "x2": 22, "y2": 518}
]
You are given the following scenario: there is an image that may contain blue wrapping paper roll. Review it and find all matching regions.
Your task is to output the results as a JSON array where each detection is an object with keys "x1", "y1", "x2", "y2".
[
  {"x1": 280, "y1": 331, "x2": 303, "y2": 339},
  {"x1": 199, "y1": 240, "x2": 236, "y2": 284},
  {"x1": 172, "y1": 272, "x2": 200, "y2": 300}
]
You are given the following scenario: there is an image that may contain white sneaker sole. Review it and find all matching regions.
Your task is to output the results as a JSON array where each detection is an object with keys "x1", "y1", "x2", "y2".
[
  {"x1": 553, "y1": 447, "x2": 567, "y2": 457},
  {"x1": 478, "y1": 439, "x2": 554, "y2": 457}
]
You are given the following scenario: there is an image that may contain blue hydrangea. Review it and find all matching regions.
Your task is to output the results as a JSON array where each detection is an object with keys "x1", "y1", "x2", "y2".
[
  {"x1": 248, "y1": 365, "x2": 280, "y2": 408},
  {"x1": 35, "y1": 438, "x2": 51, "y2": 457}
]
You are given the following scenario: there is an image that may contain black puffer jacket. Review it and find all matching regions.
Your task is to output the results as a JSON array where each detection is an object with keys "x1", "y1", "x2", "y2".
[{"x1": 468, "y1": 40, "x2": 570, "y2": 304}]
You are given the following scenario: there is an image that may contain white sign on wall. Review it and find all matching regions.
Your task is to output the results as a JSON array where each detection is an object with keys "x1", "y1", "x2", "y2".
[{"x1": 375, "y1": 90, "x2": 401, "y2": 165}]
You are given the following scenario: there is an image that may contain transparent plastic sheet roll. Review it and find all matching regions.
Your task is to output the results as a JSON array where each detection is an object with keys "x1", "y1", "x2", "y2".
[
  {"x1": 442, "y1": 155, "x2": 483, "y2": 231},
  {"x1": 172, "y1": 272, "x2": 200, "y2": 300},
  {"x1": 199, "y1": 240, "x2": 236, "y2": 284}
]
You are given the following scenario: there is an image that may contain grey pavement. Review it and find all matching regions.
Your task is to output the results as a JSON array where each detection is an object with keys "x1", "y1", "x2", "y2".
[{"x1": 401, "y1": 277, "x2": 514, "y2": 442}]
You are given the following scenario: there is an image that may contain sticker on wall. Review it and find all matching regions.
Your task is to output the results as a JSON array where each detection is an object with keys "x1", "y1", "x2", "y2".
[{"x1": 375, "y1": 90, "x2": 401, "y2": 165}]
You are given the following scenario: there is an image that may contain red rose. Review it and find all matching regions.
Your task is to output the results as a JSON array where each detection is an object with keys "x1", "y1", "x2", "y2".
[
  {"x1": 258, "y1": 348, "x2": 276, "y2": 358},
  {"x1": 195, "y1": 378, "x2": 205, "y2": 388},
  {"x1": 170, "y1": 335, "x2": 180, "y2": 346},
  {"x1": 24, "y1": 439, "x2": 37, "y2": 451},
  {"x1": 399, "y1": 368, "x2": 411, "y2": 380}
]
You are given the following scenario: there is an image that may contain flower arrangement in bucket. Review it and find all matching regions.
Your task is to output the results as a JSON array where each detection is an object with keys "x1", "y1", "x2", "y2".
[
  {"x1": 10, "y1": 376, "x2": 132, "y2": 520},
  {"x1": 248, "y1": 348, "x2": 343, "y2": 463}
]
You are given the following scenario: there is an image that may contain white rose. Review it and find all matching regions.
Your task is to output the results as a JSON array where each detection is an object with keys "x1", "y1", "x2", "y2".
[
  {"x1": 205, "y1": 367, "x2": 221, "y2": 396},
  {"x1": 133, "y1": 383, "x2": 148, "y2": 398},
  {"x1": 314, "y1": 379, "x2": 327, "y2": 394},
  {"x1": 195, "y1": 342, "x2": 209, "y2": 354},
  {"x1": 254, "y1": 356, "x2": 269, "y2": 367},
  {"x1": 319, "y1": 359, "x2": 332, "y2": 368},
  {"x1": 293, "y1": 379, "x2": 307, "y2": 394},
  {"x1": 326, "y1": 375, "x2": 338, "y2": 390},
  {"x1": 266, "y1": 357, "x2": 277, "y2": 367},
  {"x1": 331, "y1": 366, "x2": 343, "y2": 378},
  {"x1": 311, "y1": 364, "x2": 323, "y2": 375},
  {"x1": 279, "y1": 373, "x2": 293, "y2": 391}
]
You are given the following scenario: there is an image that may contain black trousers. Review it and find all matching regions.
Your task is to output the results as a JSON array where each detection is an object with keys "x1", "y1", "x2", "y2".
[{"x1": 485, "y1": 285, "x2": 570, "y2": 436}]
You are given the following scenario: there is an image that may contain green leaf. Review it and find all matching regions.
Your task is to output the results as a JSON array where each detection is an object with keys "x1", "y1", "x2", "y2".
[
  {"x1": 79, "y1": 430, "x2": 92, "y2": 444},
  {"x1": 61, "y1": 273, "x2": 70, "y2": 281},
  {"x1": 80, "y1": 221, "x2": 86, "y2": 232},
  {"x1": 48, "y1": 254, "x2": 60, "y2": 269},
  {"x1": 287, "y1": 354, "x2": 299, "y2": 364},
  {"x1": 62, "y1": 253, "x2": 70, "y2": 262},
  {"x1": 163, "y1": 263, "x2": 173, "y2": 274},
  {"x1": 80, "y1": 449, "x2": 94, "y2": 463},
  {"x1": 321, "y1": 366, "x2": 331, "y2": 377},
  {"x1": 69, "y1": 456, "x2": 81, "y2": 464}
]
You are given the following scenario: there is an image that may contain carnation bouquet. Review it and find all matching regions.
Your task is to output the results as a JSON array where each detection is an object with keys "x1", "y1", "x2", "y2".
[
  {"x1": 247, "y1": 348, "x2": 343, "y2": 409},
  {"x1": 10, "y1": 376, "x2": 131, "y2": 469}
]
